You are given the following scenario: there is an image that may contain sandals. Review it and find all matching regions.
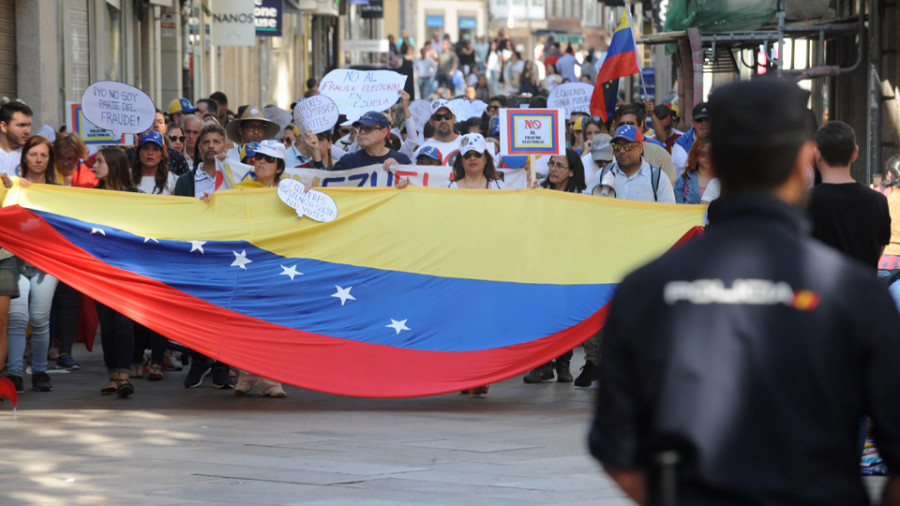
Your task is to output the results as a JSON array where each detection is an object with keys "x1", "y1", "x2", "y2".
[
  {"x1": 101, "y1": 374, "x2": 118, "y2": 395},
  {"x1": 130, "y1": 363, "x2": 143, "y2": 379},
  {"x1": 148, "y1": 364, "x2": 164, "y2": 381},
  {"x1": 116, "y1": 379, "x2": 134, "y2": 398}
]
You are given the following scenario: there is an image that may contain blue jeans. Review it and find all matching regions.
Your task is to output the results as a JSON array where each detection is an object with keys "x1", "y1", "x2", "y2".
[
  {"x1": 418, "y1": 76, "x2": 435, "y2": 100},
  {"x1": 877, "y1": 269, "x2": 900, "y2": 310},
  {"x1": 7, "y1": 265, "x2": 58, "y2": 376}
]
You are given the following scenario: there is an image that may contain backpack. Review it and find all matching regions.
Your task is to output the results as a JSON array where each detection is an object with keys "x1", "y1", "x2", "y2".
[{"x1": 599, "y1": 163, "x2": 662, "y2": 202}]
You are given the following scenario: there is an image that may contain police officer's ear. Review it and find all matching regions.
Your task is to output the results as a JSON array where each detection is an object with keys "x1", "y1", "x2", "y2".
[{"x1": 781, "y1": 140, "x2": 816, "y2": 204}]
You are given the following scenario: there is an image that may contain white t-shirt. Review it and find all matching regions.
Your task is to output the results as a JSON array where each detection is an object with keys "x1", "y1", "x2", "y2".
[
  {"x1": 422, "y1": 137, "x2": 461, "y2": 165},
  {"x1": 0, "y1": 147, "x2": 22, "y2": 177},
  {"x1": 139, "y1": 172, "x2": 178, "y2": 195},
  {"x1": 672, "y1": 143, "x2": 688, "y2": 178}
]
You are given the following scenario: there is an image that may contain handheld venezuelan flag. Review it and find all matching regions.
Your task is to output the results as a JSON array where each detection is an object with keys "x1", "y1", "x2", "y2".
[
  {"x1": 0, "y1": 182, "x2": 703, "y2": 398},
  {"x1": 590, "y1": 8, "x2": 642, "y2": 120}
]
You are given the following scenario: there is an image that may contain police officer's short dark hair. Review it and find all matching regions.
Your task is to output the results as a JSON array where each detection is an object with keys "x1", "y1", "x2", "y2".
[
  {"x1": 709, "y1": 79, "x2": 813, "y2": 193},
  {"x1": 815, "y1": 121, "x2": 856, "y2": 167}
]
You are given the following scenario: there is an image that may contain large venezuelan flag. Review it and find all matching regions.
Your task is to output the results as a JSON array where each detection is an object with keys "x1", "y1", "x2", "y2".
[
  {"x1": 590, "y1": 9, "x2": 642, "y2": 120},
  {"x1": 0, "y1": 183, "x2": 703, "y2": 397}
]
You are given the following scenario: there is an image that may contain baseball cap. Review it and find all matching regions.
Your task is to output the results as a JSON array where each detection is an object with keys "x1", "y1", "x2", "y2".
[
  {"x1": 139, "y1": 131, "x2": 165, "y2": 148},
  {"x1": 414, "y1": 145, "x2": 443, "y2": 163},
  {"x1": 255, "y1": 139, "x2": 286, "y2": 161},
  {"x1": 458, "y1": 133, "x2": 487, "y2": 157},
  {"x1": 572, "y1": 117, "x2": 588, "y2": 132},
  {"x1": 489, "y1": 116, "x2": 500, "y2": 136},
  {"x1": 240, "y1": 142, "x2": 261, "y2": 161},
  {"x1": 352, "y1": 111, "x2": 390, "y2": 129},
  {"x1": 611, "y1": 125, "x2": 643, "y2": 143},
  {"x1": 168, "y1": 97, "x2": 198, "y2": 115},
  {"x1": 591, "y1": 134, "x2": 614, "y2": 162},
  {"x1": 431, "y1": 99, "x2": 453, "y2": 115},
  {"x1": 692, "y1": 102, "x2": 710, "y2": 120}
]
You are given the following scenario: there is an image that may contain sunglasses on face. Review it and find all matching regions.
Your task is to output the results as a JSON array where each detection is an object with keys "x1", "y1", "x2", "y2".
[
  {"x1": 462, "y1": 151, "x2": 484, "y2": 160},
  {"x1": 168, "y1": 135, "x2": 185, "y2": 143},
  {"x1": 612, "y1": 142, "x2": 637, "y2": 152},
  {"x1": 432, "y1": 113, "x2": 454, "y2": 121},
  {"x1": 487, "y1": 105, "x2": 499, "y2": 111},
  {"x1": 258, "y1": 154, "x2": 277, "y2": 163},
  {"x1": 358, "y1": 125, "x2": 382, "y2": 134},
  {"x1": 339, "y1": 128, "x2": 351, "y2": 136}
]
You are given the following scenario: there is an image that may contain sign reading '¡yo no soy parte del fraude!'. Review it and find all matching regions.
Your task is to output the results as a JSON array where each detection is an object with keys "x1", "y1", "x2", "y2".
[
  {"x1": 317, "y1": 69, "x2": 407, "y2": 120},
  {"x1": 498, "y1": 108, "x2": 566, "y2": 157},
  {"x1": 79, "y1": 81, "x2": 156, "y2": 137}
]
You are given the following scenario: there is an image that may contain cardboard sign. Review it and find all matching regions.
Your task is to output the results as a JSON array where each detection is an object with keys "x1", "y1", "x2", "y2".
[
  {"x1": 276, "y1": 178, "x2": 339, "y2": 222},
  {"x1": 547, "y1": 82, "x2": 595, "y2": 119},
  {"x1": 80, "y1": 81, "x2": 156, "y2": 137},
  {"x1": 292, "y1": 95, "x2": 339, "y2": 134},
  {"x1": 499, "y1": 108, "x2": 565, "y2": 157},
  {"x1": 409, "y1": 100, "x2": 433, "y2": 135},
  {"x1": 318, "y1": 69, "x2": 407, "y2": 120}
]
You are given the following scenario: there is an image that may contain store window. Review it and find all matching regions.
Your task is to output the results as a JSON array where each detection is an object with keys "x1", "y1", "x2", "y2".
[
  {"x1": 425, "y1": 14, "x2": 444, "y2": 40},
  {"x1": 458, "y1": 17, "x2": 477, "y2": 42}
]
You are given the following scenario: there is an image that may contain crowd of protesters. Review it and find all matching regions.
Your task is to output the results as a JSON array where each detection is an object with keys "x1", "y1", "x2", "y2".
[{"x1": 0, "y1": 28, "x2": 898, "y2": 411}]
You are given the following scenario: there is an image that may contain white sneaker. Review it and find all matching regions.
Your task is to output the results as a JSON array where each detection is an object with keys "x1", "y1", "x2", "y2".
[{"x1": 164, "y1": 350, "x2": 183, "y2": 371}]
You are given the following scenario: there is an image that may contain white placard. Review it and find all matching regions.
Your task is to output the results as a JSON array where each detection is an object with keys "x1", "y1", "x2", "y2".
[
  {"x1": 292, "y1": 95, "x2": 339, "y2": 134},
  {"x1": 210, "y1": 0, "x2": 256, "y2": 47},
  {"x1": 409, "y1": 100, "x2": 433, "y2": 134},
  {"x1": 547, "y1": 82, "x2": 595, "y2": 120},
  {"x1": 318, "y1": 69, "x2": 407, "y2": 120},
  {"x1": 277, "y1": 178, "x2": 339, "y2": 222},
  {"x1": 263, "y1": 105, "x2": 293, "y2": 131},
  {"x1": 498, "y1": 108, "x2": 566, "y2": 157},
  {"x1": 80, "y1": 81, "x2": 156, "y2": 137}
]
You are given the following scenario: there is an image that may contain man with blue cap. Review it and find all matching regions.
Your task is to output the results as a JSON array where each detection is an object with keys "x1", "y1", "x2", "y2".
[
  {"x1": 586, "y1": 124, "x2": 675, "y2": 203},
  {"x1": 332, "y1": 111, "x2": 411, "y2": 171}
]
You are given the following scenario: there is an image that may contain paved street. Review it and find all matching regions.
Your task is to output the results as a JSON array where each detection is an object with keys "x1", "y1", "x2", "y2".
[{"x1": 0, "y1": 345, "x2": 631, "y2": 505}]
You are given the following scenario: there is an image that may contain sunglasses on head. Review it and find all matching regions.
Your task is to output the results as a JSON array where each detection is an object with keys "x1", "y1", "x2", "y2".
[
  {"x1": 462, "y1": 151, "x2": 484, "y2": 160},
  {"x1": 168, "y1": 135, "x2": 185, "y2": 143},
  {"x1": 432, "y1": 112, "x2": 454, "y2": 121}
]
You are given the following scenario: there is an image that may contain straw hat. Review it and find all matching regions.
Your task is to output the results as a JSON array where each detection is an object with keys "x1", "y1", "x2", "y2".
[{"x1": 225, "y1": 105, "x2": 281, "y2": 143}]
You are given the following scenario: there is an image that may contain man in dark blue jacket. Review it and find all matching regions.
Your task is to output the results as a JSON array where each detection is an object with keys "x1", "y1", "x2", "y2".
[{"x1": 589, "y1": 79, "x2": 900, "y2": 505}]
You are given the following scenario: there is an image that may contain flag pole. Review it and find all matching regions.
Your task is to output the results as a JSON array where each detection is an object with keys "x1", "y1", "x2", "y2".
[{"x1": 624, "y1": 7, "x2": 650, "y2": 100}]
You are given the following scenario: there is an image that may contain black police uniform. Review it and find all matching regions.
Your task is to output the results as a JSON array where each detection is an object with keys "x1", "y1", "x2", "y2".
[{"x1": 589, "y1": 195, "x2": 900, "y2": 505}]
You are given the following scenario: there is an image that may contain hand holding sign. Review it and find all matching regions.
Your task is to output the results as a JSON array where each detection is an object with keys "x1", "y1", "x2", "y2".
[
  {"x1": 277, "y1": 178, "x2": 339, "y2": 223},
  {"x1": 292, "y1": 95, "x2": 339, "y2": 134},
  {"x1": 80, "y1": 81, "x2": 156, "y2": 138}
]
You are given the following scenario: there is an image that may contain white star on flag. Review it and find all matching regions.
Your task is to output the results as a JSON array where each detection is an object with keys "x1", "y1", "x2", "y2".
[
  {"x1": 90, "y1": 227, "x2": 106, "y2": 236},
  {"x1": 189, "y1": 241, "x2": 206, "y2": 253},
  {"x1": 280, "y1": 265, "x2": 302, "y2": 280},
  {"x1": 231, "y1": 250, "x2": 252, "y2": 270},
  {"x1": 386, "y1": 319, "x2": 411, "y2": 335},
  {"x1": 331, "y1": 285, "x2": 356, "y2": 306},
  {"x1": 143, "y1": 237, "x2": 160, "y2": 244}
]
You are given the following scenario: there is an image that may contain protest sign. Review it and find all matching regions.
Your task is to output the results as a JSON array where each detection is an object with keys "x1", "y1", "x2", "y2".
[
  {"x1": 318, "y1": 69, "x2": 407, "y2": 120},
  {"x1": 292, "y1": 95, "x2": 339, "y2": 134},
  {"x1": 263, "y1": 105, "x2": 293, "y2": 131},
  {"x1": 547, "y1": 82, "x2": 595, "y2": 119},
  {"x1": 409, "y1": 100, "x2": 432, "y2": 134},
  {"x1": 65, "y1": 102, "x2": 126, "y2": 149},
  {"x1": 282, "y1": 164, "x2": 528, "y2": 189},
  {"x1": 277, "y1": 178, "x2": 339, "y2": 222},
  {"x1": 80, "y1": 81, "x2": 155, "y2": 137},
  {"x1": 498, "y1": 108, "x2": 565, "y2": 157}
]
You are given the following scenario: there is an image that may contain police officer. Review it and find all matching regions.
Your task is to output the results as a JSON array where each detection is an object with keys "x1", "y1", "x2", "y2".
[{"x1": 589, "y1": 79, "x2": 900, "y2": 505}]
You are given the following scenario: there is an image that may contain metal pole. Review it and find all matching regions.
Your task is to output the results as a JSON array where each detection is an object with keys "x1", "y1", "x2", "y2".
[{"x1": 868, "y1": 0, "x2": 882, "y2": 181}]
